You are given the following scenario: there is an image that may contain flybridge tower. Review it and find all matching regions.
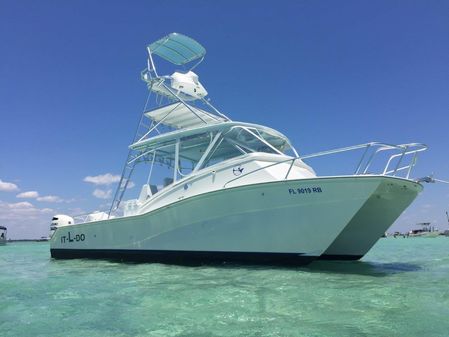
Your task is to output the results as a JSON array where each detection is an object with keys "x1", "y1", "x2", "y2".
[
  {"x1": 109, "y1": 33, "x2": 231, "y2": 215},
  {"x1": 141, "y1": 32, "x2": 209, "y2": 101}
]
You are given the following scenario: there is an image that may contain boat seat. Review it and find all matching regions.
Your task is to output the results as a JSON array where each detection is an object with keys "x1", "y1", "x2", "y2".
[
  {"x1": 138, "y1": 184, "x2": 152, "y2": 204},
  {"x1": 150, "y1": 184, "x2": 158, "y2": 195},
  {"x1": 163, "y1": 178, "x2": 173, "y2": 187}
]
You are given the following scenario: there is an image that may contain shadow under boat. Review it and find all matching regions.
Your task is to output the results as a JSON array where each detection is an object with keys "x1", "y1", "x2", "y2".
[
  {"x1": 305, "y1": 260, "x2": 422, "y2": 277},
  {"x1": 50, "y1": 255, "x2": 422, "y2": 277}
]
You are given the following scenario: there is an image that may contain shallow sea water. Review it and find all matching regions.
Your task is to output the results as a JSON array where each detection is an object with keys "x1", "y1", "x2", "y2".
[{"x1": 1, "y1": 238, "x2": 449, "y2": 337}]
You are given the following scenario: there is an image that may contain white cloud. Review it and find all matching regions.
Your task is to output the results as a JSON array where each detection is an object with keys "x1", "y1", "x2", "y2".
[
  {"x1": 0, "y1": 200, "x2": 56, "y2": 239},
  {"x1": 0, "y1": 200, "x2": 54, "y2": 221},
  {"x1": 37, "y1": 195, "x2": 64, "y2": 203},
  {"x1": 127, "y1": 181, "x2": 135, "y2": 189},
  {"x1": 93, "y1": 189, "x2": 112, "y2": 199},
  {"x1": 9, "y1": 201, "x2": 34, "y2": 209},
  {"x1": 16, "y1": 191, "x2": 65, "y2": 203},
  {"x1": 0, "y1": 179, "x2": 19, "y2": 192},
  {"x1": 17, "y1": 191, "x2": 39, "y2": 199},
  {"x1": 16, "y1": 191, "x2": 67, "y2": 202},
  {"x1": 84, "y1": 173, "x2": 121, "y2": 186}
]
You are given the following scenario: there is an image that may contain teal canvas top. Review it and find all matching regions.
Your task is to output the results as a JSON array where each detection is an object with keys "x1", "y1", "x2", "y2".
[{"x1": 148, "y1": 33, "x2": 206, "y2": 65}]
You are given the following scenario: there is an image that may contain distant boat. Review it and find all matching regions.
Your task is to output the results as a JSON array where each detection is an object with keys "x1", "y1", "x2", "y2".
[
  {"x1": 408, "y1": 223, "x2": 440, "y2": 237},
  {"x1": 0, "y1": 226, "x2": 7, "y2": 245},
  {"x1": 444, "y1": 212, "x2": 449, "y2": 236}
]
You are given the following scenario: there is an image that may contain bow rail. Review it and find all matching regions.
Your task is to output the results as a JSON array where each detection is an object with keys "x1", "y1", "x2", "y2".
[{"x1": 224, "y1": 142, "x2": 427, "y2": 188}]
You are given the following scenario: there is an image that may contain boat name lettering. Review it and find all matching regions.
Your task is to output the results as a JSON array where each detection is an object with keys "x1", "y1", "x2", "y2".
[
  {"x1": 60, "y1": 232, "x2": 85, "y2": 244},
  {"x1": 288, "y1": 187, "x2": 322, "y2": 195}
]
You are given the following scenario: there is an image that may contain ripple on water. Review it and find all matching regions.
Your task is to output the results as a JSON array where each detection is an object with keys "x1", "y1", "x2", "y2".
[{"x1": 1, "y1": 239, "x2": 449, "y2": 337}]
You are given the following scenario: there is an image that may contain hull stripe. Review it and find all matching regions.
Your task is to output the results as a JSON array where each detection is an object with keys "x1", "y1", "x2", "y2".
[{"x1": 51, "y1": 249, "x2": 316, "y2": 266}]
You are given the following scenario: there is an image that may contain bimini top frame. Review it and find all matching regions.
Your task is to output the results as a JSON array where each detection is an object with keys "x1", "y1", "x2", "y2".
[
  {"x1": 146, "y1": 32, "x2": 206, "y2": 78},
  {"x1": 139, "y1": 102, "x2": 227, "y2": 139},
  {"x1": 130, "y1": 121, "x2": 294, "y2": 153}
]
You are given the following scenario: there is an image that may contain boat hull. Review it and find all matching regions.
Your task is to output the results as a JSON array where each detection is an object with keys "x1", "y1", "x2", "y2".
[
  {"x1": 50, "y1": 176, "x2": 388, "y2": 266},
  {"x1": 50, "y1": 249, "x2": 317, "y2": 266},
  {"x1": 320, "y1": 177, "x2": 422, "y2": 260},
  {"x1": 408, "y1": 231, "x2": 440, "y2": 238}
]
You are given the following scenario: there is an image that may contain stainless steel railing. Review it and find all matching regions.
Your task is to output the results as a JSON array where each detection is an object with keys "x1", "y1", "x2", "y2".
[
  {"x1": 223, "y1": 142, "x2": 427, "y2": 188},
  {"x1": 71, "y1": 142, "x2": 427, "y2": 224}
]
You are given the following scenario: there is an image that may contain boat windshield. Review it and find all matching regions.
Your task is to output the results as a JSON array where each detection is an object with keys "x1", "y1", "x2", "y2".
[
  {"x1": 129, "y1": 124, "x2": 294, "y2": 196},
  {"x1": 201, "y1": 126, "x2": 291, "y2": 168}
]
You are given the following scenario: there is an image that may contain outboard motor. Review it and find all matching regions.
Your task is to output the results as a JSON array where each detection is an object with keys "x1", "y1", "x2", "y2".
[{"x1": 50, "y1": 214, "x2": 74, "y2": 238}]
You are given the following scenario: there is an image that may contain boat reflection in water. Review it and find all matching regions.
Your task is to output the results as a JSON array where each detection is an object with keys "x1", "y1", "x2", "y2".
[{"x1": 50, "y1": 33, "x2": 428, "y2": 265}]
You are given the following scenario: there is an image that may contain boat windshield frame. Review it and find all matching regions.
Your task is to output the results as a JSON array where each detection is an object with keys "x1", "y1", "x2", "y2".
[{"x1": 127, "y1": 122, "x2": 297, "y2": 193}]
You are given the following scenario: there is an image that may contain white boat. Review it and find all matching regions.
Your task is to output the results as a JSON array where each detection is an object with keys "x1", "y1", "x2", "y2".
[
  {"x1": 408, "y1": 223, "x2": 441, "y2": 238},
  {"x1": 0, "y1": 226, "x2": 7, "y2": 245},
  {"x1": 50, "y1": 33, "x2": 427, "y2": 265}
]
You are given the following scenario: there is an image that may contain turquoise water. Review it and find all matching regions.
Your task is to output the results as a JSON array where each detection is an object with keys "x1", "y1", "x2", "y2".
[{"x1": 1, "y1": 239, "x2": 449, "y2": 337}]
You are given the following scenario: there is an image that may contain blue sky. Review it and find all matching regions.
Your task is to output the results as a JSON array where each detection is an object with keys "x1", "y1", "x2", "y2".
[{"x1": 0, "y1": 0, "x2": 448, "y2": 238}]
